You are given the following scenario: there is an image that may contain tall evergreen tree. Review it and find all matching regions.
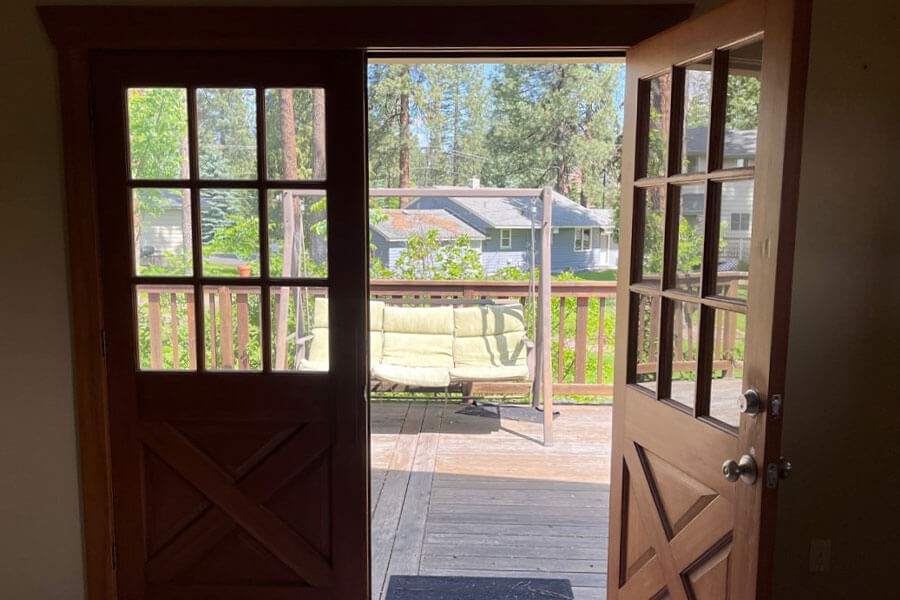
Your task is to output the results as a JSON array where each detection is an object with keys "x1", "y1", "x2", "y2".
[{"x1": 484, "y1": 63, "x2": 623, "y2": 208}]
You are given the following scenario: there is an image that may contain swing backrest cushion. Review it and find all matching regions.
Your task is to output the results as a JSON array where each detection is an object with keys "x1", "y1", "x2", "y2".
[
  {"x1": 306, "y1": 297, "x2": 385, "y2": 365},
  {"x1": 452, "y1": 304, "x2": 528, "y2": 368},
  {"x1": 380, "y1": 305, "x2": 455, "y2": 368}
]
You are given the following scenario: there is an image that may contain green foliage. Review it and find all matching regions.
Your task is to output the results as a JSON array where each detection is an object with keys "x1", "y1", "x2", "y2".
[
  {"x1": 393, "y1": 230, "x2": 484, "y2": 280},
  {"x1": 684, "y1": 70, "x2": 713, "y2": 130},
  {"x1": 128, "y1": 88, "x2": 188, "y2": 180},
  {"x1": 484, "y1": 63, "x2": 623, "y2": 208},
  {"x1": 726, "y1": 75, "x2": 761, "y2": 131},
  {"x1": 489, "y1": 265, "x2": 531, "y2": 281},
  {"x1": 196, "y1": 88, "x2": 257, "y2": 179}
]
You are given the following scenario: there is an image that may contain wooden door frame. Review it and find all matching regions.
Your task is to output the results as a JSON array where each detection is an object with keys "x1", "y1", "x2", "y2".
[{"x1": 40, "y1": 5, "x2": 693, "y2": 600}]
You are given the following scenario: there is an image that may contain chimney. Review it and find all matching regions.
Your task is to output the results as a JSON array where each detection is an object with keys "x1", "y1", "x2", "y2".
[{"x1": 469, "y1": 177, "x2": 480, "y2": 189}]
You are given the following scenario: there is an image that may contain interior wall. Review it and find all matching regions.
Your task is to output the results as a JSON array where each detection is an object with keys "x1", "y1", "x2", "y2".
[
  {"x1": 773, "y1": 0, "x2": 900, "y2": 596},
  {"x1": 1, "y1": 0, "x2": 896, "y2": 598}
]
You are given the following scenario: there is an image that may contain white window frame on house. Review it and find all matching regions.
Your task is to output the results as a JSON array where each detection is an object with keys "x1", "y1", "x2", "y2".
[
  {"x1": 574, "y1": 227, "x2": 593, "y2": 252},
  {"x1": 499, "y1": 228, "x2": 512, "y2": 249},
  {"x1": 731, "y1": 212, "x2": 752, "y2": 232}
]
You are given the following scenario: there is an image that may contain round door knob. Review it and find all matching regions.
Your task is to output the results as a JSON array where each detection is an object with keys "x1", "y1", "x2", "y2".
[
  {"x1": 739, "y1": 388, "x2": 762, "y2": 415},
  {"x1": 722, "y1": 454, "x2": 758, "y2": 484}
]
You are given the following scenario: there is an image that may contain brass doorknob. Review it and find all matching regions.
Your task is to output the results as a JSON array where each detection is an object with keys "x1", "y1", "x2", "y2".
[{"x1": 722, "y1": 454, "x2": 758, "y2": 484}]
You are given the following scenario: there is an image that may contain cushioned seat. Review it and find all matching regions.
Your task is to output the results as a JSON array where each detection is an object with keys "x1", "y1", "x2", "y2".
[
  {"x1": 450, "y1": 304, "x2": 530, "y2": 382},
  {"x1": 373, "y1": 305, "x2": 455, "y2": 386},
  {"x1": 449, "y1": 364, "x2": 530, "y2": 381},
  {"x1": 372, "y1": 364, "x2": 451, "y2": 387}
]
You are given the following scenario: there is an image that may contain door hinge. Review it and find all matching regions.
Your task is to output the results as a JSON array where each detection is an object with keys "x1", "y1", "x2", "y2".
[
  {"x1": 769, "y1": 393, "x2": 783, "y2": 419},
  {"x1": 111, "y1": 543, "x2": 118, "y2": 571},
  {"x1": 88, "y1": 97, "x2": 95, "y2": 129},
  {"x1": 100, "y1": 328, "x2": 108, "y2": 357}
]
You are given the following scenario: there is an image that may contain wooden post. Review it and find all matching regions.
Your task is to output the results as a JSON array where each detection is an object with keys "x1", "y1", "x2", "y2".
[
  {"x1": 575, "y1": 296, "x2": 589, "y2": 383},
  {"x1": 539, "y1": 187, "x2": 554, "y2": 446},
  {"x1": 147, "y1": 292, "x2": 162, "y2": 369}
]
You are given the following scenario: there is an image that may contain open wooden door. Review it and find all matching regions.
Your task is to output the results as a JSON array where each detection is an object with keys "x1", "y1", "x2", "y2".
[
  {"x1": 608, "y1": 0, "x2": 810, "y2": 598},
  {"x1": 91, "y1": 50, "x2": 369, "y2": 599}
]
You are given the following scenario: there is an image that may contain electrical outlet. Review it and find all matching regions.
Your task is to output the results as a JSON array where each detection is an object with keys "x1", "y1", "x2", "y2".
[{"x1": 809, "y1": 539, "x2": 831, "y2": 573}]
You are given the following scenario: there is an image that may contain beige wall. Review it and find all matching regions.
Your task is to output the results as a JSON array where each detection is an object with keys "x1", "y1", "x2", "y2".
[
  {"x1": 1, "y1": 0, "x2": 896, "y2": 598},
  {"x1": 773, "y1": 0, "x2": 900, "y2": 596}
]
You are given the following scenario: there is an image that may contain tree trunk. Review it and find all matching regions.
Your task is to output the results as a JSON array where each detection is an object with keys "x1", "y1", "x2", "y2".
[
  {"x1": 180, "y1": 135, "x2": 192, "y2": 265},
  {"x1": 274, "y1": 89, "x2": 298, "y2": 370},
  {"x1": 399, "y1": 67, "x2": 411, "y2": 207},
  {"x1": 308, "y1": 88, "x2": 327, "y2": 265}
]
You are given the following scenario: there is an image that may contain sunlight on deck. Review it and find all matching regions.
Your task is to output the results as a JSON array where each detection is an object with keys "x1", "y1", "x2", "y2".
[{"x1": 370, "y1": 401, "x2": 611, "y2": 600}]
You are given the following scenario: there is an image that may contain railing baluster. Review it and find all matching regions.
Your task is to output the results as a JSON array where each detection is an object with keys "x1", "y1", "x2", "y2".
[
  {"x1": 236, "y1": 289, "x2": 250, "y2": 370},
  {"x1": 169, "y1": 292, "x2": 179, "y2": 368},
  {"x1": 148, "y1": 292, "x2": 163, "y2": 369},
  {"x1": 208, "y1": 291, "x2": 218, "y2": 369},
  {"x1": 219, "y1": 287, "x2": 234, "y2": 369},
  {"x1": 636, "y1": 296, "x2": 646, "y2": 368},
  {"x1": 557, "y1": 297, "x2": 566, "y2": 383},
  {"x1": 596, "y1": 298, "x2": 606, "y2": 384},
  {"x1": 575, "y1": 297, "x2": 588, "y2": 383},
  {"x1": 674, "y1": 303, "x2": 684, "y2": 362},
  {"x1": 186, "y1": 291, "x2": 196, "y2": 369},
  {"x1": 725, "y1": 310, "x2": 737, "y2": 377}
]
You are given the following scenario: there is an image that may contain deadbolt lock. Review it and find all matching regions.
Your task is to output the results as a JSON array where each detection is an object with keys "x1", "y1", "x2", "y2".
[
  {"x1": 722, "y1": 454, "x2": 758, "y2": 485},
  {"x1": 739, "y1": 388, "x2": 762, "y2": 415}
]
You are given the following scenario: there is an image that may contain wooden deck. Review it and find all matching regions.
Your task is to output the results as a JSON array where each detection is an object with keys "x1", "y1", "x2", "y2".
[{"x1": 370, "y1": 401, "x2": 612, "y2": 600}]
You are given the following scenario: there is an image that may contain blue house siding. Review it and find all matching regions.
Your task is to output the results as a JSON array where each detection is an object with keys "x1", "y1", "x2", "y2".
[
  {"x1": 370, "y1": 230, "x2": 407, "y2": 272},
  {"x1": 479, "y1": 228, "x2": 612, "y2": 275}
]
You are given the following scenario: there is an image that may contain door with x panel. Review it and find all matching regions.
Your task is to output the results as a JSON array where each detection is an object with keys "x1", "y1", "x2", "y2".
[
  {"x1": 92, "y1": 51, "x2": 369, "y2": 599},
  {"x1": 608, "y1": 0, "x2": 810, "y2": 598}
]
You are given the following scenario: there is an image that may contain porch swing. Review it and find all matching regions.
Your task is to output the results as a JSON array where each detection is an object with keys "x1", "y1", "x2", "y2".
[{"x1": 287, "y1": 186, "x2": 557, "y2": 422}]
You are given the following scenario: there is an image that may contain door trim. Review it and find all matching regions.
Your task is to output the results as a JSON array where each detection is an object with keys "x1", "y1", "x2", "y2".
[{"x1": 40, "y1": 5, "x2": 694, "y2": 599}]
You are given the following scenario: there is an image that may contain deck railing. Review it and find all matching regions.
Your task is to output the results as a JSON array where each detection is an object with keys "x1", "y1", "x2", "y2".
[{"x1": 138, "y1": 275, "x2": 745, "y2": 399}]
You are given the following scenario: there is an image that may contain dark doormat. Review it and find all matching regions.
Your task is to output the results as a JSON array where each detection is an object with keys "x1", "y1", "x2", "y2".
[
  {"x1": 456, "y1": 403, "x2": 559, "y2": 423},
  {"x1": 385, "y1": 575, "x2": 574, "y2": 599}
]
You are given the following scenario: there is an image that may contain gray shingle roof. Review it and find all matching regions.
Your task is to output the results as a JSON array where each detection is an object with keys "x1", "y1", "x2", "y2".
[
  {"x1": 417, "y1": 191, "x2": 612, "y2": 230},
  {"x1": 371, "y1": 209, "x2": 487, "y2": 242},
  {"x1": 685, "y1": 126, "x2": 757, "y2": 157}
]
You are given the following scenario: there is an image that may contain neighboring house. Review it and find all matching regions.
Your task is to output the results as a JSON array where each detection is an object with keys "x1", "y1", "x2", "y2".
[
  {"x1": 135, "y1": 190, "x2": 189, "y2": 268},
  {"x1": 684, "y1": 126, "x2": 756, "y2": 267},
  {"x1": 406, "y1": 188, "x2": 617, "y2": 274},
  {"x1": 369, "y1": 209, "x2": 486, "y2": 272}
]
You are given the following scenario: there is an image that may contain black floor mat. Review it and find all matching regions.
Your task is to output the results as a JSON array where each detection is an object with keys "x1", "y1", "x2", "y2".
[
  {"x1": 385, "y1": 575, "x2": 574, "y2": 599},
  {"x1": 456, "y1": 403, "x2": 559, "y2": 423}
]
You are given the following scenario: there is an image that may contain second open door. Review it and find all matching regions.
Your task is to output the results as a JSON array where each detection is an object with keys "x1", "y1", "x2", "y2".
[{"x1": 608, "y1": 0, "x2": 811, "y2": 598}]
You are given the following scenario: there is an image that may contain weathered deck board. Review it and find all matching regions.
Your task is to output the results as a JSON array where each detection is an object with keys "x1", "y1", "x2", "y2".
[{"x1": 370, "y1": 401, "x2": 612, "y2": 600}]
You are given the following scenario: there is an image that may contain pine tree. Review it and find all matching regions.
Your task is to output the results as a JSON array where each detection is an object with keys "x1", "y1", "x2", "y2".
[{"x1": 484, "y1": 63, "x2": 623, "y2": 208}]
